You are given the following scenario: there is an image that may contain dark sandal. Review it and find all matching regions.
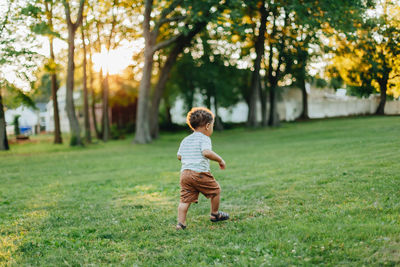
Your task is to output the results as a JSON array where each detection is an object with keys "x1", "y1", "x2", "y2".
[
  {"x1": 176, "y1": 222, "x2": 186, "y2": 230},
  {"x1": 210, "y1": 211, "x2": 229, "y2": 222}
]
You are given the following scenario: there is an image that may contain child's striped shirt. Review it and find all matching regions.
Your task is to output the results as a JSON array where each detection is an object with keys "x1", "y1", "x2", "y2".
[{"x1": 177, "y1": 132, "x2": 212, "y2": 172}]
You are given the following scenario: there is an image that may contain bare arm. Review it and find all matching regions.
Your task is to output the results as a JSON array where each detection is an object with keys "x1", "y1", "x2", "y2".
[
  {"x1": 202, "y1": 150, "x2": 226, "y2": 170},
  {"x1": 177, "y1": 155, "x2": 181, "y2": 161}
]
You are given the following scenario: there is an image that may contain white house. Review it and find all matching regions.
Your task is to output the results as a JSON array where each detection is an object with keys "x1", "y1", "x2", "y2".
[
  {"x1": 45, "y1": 86, "x2": 82, "y2": 133},
  {"x1": 5, "y1": 105, "x2": 45, "y2": 135}
]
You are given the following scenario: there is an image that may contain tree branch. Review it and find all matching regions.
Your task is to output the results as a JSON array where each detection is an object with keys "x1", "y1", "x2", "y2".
[
  {"x1": 152, "y1": 33, "x2": 182, "y2": 52},
  {"x1": 0, "y1": 0, "x2": 12, "y2": 37},
  {"x1": 62, "y1": 0, "x2": 73, "y2": 27},
  {"x1": 72, "y1": 0, "x2": 85, "y2": 30},
  {"x1": 153, "y1": 15, "x2": 187, "y2": 37},
  {"x1": 390, "y1": 73, "x2": 400, "y2": 79},
  {"x1": 159, "y1": 0, "x2": 183, "y2": 22},
  {"x1": 143, "y1": 0, "x2": 153, "y2": 40},
  {"x1": 106, "y1": 0, "x2": 118, "y2": 50}
]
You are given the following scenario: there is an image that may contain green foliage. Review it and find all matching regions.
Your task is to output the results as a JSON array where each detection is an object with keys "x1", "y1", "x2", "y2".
[
  {"x1": 32, "y1": 73, "x2": 53, "y2": 103},
  {"x1": 110, "y1": 123, "x2": 135, "y2": 140},
  {"x1": 1, "y1": 117, "x2": 400, "y2": 265},
  {"x1": 327, "y1": 1, "x2": 400, "y2": 99},
  {"x1": 168, "y1": 47, "x2": 245, "y2": 113},
  {"x1": 1, "y1": 80, "x2": 36, "y2": 110}
]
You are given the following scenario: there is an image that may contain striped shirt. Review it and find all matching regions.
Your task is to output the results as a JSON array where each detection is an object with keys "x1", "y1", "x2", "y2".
[{"x1": 177, "y1": 132, "x2": 212, "y2": 172}]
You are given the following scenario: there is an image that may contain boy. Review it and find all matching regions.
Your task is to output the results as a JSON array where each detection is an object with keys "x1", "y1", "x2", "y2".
[{"x1": 176, "y1": 107, "x2": 229, "y2": 230}]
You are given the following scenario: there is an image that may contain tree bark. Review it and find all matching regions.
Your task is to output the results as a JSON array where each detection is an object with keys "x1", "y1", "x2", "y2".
[
  {"x1": 100, "y1": 5, "x2": 117, "y2": 142},
  {"x1": 102, "y1": 73, "x2": 111, "y2": 141},
  {"x1": 164, "y1": 95, "x2": 172, "y2": 126},
  {"x1": 81, "y1": 26, "x2": 91, "y2": 143},
  {"x1": 268, "y1": 84, "x2": 280, "y2": 126},
  {"x1": 149, "y1": 47, "x2": 180, "y2": 139},
  {"x1": 99, "y1": 69, "x2": 105, "y2": 138},
  {"x1": 45, "y1": 2, "x2": 62, "y2": 144},
  {"x1": 64, "y1": 0, "x2": 85, "y2": 146},
  {"x1": 134, "y1": 0, "x2": 154, "y2": 144},
  {"x1": 247, "y1": 0, "x2": 267, "y2": 127},
  {"x1": 135, "y1": 47, "x2": 154, "y2": 144},
  {"x1": 0, "y1": 89, "x2": 9, "y2": 151},
  {"x1": 214, "y1": 95, "x2": 224, "y2": 131},
  {"x1": 88, "y1": 38, "x2": 101, "y2": 139},
  {"x1": 66, "y1": 27, "x2": 83, "y2": 146},
  {"x1": 376, "y1": 77, "x2": 388, "y2": 115},
  {"x1": 299, "y1": 70, "x2": 309, "y2": 120},
  {"x1": 49, "y1": 37, "x2": 62, "y2": 144},
  {"x1": 259, "y1": 79, "x2": 267, "y2": 126}
]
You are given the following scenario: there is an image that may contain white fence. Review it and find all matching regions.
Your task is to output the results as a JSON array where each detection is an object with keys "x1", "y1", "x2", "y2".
[{"x1": 170, "y1": 88, "x2": 400, "y2": 124}]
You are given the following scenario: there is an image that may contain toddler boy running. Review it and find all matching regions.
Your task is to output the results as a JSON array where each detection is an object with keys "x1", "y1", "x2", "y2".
[{"x1": 176, "y1": 107, "x2": 229, "y2": 230}]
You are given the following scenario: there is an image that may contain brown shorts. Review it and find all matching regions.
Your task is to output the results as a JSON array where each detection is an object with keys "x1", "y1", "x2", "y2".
[{"x1": 180, "y1": 169, "x2": 221, "y2": 203}]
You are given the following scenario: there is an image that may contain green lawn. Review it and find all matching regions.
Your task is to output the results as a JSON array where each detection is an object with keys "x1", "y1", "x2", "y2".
[{"x1": 1, "y1": 116, "x2": 399, "y2": 266}]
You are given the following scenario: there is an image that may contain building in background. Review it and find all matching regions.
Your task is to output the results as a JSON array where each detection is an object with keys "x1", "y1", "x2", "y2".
[
  {"x1": 170, "y1": 84, "x2": 400, "y2": 125},
  {"x1": 5, "y1": 104, "x2": 46, "y2": 135},
  {"x1": 45, "y1": 86, "x2": 83, "y2": 133}
]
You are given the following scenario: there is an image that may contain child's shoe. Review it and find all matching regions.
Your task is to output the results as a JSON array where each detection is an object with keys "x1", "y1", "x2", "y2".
[
  {"x1": 176, "y1": 222, "x2": 186, "y2": 230},
  {"x1": 210, "y1": 211, "x2": 229, "y2": 222}
]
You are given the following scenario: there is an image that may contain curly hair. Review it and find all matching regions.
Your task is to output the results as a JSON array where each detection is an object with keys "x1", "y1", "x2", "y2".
[{"x1": 186, "y1": 107, "x2": 214, "y2": 131}]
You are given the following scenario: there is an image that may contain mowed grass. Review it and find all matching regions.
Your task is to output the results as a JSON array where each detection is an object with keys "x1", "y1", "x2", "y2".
[{"x1": 1, "y1": 116, "x2": 399, "y2": 266}]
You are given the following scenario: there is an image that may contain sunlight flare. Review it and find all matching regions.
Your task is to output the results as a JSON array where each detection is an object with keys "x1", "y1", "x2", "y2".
[{"x1": 92, "y1": 45, "x2": 132, "y2": 75}]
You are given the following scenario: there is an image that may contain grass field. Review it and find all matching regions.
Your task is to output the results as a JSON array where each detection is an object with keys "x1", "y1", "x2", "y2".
[{"x1": 1, "y1": 116, "x2": 399, "y2": 266}]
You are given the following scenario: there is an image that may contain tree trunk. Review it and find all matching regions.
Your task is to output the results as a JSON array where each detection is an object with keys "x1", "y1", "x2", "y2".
[
  {"x1": 66, "y1": 27, "x2": 83, "y2": 146},
  {"x1": 268, "y1": 85, "x2": 280, "y2": 127},
  {"x1": 164, "y1": 96, "x2": 172, "y2": 126},
  {"x1": 259, "y1": 79, "x2": 267, "y2": 126},
  {"x1": 149, "y1": 48, "x2": 180, "y2": 139},
  {"x1": 214, "y1": 95, "x2": 224, "y2": 131},
  {"x1": 49, "y1": 37, "x2": 62, "y2": 144},
  {"x1": 99, "y1": 69, "x2": 105, "y2": 138},
  {"x1": 149, "y1": 22, "x2": 207, "y2": 139},
  {"x1": 81, "y1": 27, "x2": 91, "y2": 143},
  {"x1": 64, "y1": 0, "x2": 84, "y2": 146},
  {"x1": 0, "y1": 89, "x2": 9, "y2": 151},
  {"x1": 376, "y1": 78, "x2": 388, "y2": 115},
  {"x1": 88, "y1": 41, "x2": 101, "y2": 139},
  {"x1": 134, "y1": 48, "x2": 153, "y2": 144},
  {"x1": 247, "y1": 0, "x2": 267, "y2": 127},
  {"x1": 299, "y1": 72, "x2": 309, "y2": 120},
  {"x1": 102, "y1": 73, "x2": 111, "y2": 141}
]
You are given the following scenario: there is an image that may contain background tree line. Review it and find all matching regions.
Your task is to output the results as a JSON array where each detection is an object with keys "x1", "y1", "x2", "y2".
[{"x1": 0, "y1": 0, "x2": 399, "y2": 150}]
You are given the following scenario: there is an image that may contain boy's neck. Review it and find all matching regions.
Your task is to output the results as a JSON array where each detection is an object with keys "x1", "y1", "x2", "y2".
[{"x1": 194, "y1": 128, "x2": 209, "y2": 137}]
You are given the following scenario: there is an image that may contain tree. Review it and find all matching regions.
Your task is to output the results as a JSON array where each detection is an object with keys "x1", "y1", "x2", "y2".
[
  {"x1": 63, "y1": 0, "x2": 85, "y2": 146},
  {"x1": 22, "y1": 0, "x2": 64, "y2": 143},
  {"x1": 326, "y1": 0, "x2": 400, "y2": 114},
  {"x1": 1, "y1": 0, "x2": 38, "y2": 151},
  {"x1": 87, "y1": 0, "x2": 136, "y2": 141},
  {"x1": 149, "y1": 21, "x2": 209, "y2": 139},
  {"x1": 136, "y1": 0, "x2": 236, "y2": 143},
  {"x1": 246, "y1": 1, "x2": 267, "y2": 127},
  {"x1": 264, "y1": 4, "x2": 290, "y2": 127},
  {"x1": 286, "y1": 0, "x2": 373, "y2": 120},
  {"x1": 135, "y1": 0, "x2": 188, "y2": 143},
  {"x1": 81, "y1": 20, "x2": 91, "y2": 143},
  {"x1": 0, "y1": 87, "x2": 9, "y2": 150}
]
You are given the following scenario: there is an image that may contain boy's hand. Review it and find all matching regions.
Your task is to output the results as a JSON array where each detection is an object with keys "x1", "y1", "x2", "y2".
[
  {"x1": 219, "y1": 159, "x2": 226, "y2": 170},
  {"x1": 202, "y1": 150, "x2": 225, "y2": 169}
]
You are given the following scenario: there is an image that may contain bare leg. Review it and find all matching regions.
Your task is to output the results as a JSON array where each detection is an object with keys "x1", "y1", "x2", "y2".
[
  {"x1": 210, "y1": 193, "x2": 220, "y2": 214},
  {"x1": 177, "y1": 202, "x2": 191, "y2": 228}
]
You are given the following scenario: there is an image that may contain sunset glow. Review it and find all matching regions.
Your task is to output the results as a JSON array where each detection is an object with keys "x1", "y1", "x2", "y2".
[{"x1": 92, "y1": 46, "x2": 133, "y2": 75}]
